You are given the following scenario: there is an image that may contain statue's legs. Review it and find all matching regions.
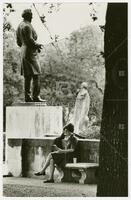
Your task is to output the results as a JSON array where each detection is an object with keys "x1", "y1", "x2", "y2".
[
  {"x1": 32, "y1": 75, "x2": 45, "y2": 102},
  {"x1": 24, "y1": 75, "x2": 45, "y2": 102},
  {"x1": 32, "y1": 75, "x2": 40, "y2": 99},
  {"x1": 24, "y1": 75, "x2": 33, "y2": 102}
]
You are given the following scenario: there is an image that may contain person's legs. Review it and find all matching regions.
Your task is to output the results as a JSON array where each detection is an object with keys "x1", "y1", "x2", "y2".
[
  {"x1": 35, "y1": 152, "x2": 53, "y2": 175},
  {"x1": 49, "y1": 158, "x2": 55, "y2": 180},
  {"x1": 43, "y1": 158, "x2": 55, "y2": 183},
  {"x1": 24, "y1": 75, "x2": 33, "y2": 102}
]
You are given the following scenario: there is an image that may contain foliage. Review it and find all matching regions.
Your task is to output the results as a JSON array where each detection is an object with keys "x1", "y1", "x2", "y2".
[
  {"x1": 3, "y1": 31, "x2": 24, "y2": 106},
  {"x1": 3, "y1": 3, "x2": 15, "y2": 32},
  {"x1": 39, "y1": 25, "x2": 105, "y2": 125},
  {"x1": 83, "y1": 125, "x2": 100, "y2": 139}
]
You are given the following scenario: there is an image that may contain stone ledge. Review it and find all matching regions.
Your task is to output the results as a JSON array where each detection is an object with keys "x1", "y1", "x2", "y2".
[
  {"x1": 78, "y1": 138, "x2": 100, "y2": 142},
  {"x1": 7, "y1": 136, "x2": 58, "y2": 140}
]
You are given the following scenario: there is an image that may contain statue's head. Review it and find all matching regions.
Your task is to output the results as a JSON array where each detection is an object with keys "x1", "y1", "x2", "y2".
[
  {"x1": 81, "y1": 82, "x2": 88, "y2": 89},
  {"x1": 22, "y1": 9, "x2": 32, "y2": 22}
]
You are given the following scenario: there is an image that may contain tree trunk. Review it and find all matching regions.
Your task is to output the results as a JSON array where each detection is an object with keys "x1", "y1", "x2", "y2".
[{"x1": 97, "y1": 3, "x2": 128, "y2": 196}]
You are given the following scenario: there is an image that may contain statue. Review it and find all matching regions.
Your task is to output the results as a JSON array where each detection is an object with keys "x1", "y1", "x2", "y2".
[
  {"x1": 16, "y1": 9, "x2": 45, "y2": 102},
  {"x1": 73, "y1": 82, "x2": 90, "y2": 136}
]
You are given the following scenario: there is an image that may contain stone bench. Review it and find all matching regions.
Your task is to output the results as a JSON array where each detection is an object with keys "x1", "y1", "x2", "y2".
[{"x1": 61, "y1": 162, "x2": 99, "y2": 184}]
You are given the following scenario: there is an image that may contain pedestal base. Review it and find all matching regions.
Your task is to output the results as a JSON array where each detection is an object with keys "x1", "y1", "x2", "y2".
[
  {"x1": 6, "y1": 105, "x2": 63, "y2": 138},
  {"x1": 12, "y1": 101, "x2": 47, "y2": 106}
]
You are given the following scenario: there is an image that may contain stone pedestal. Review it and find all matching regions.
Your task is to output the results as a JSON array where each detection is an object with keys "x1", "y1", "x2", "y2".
[{"x1": 6, "y1": 104, "x2": 63, "y2": 138}]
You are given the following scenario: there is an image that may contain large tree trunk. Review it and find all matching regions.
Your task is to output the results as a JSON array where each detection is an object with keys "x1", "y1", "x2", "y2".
[{"x1": 97, "y1": 3, "x2": 128, "y2": 196}]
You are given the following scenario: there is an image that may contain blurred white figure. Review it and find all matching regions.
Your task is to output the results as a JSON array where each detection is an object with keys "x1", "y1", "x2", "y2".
[{"x1": 73, "y1": 82, "x2": 90, "y2": 136}]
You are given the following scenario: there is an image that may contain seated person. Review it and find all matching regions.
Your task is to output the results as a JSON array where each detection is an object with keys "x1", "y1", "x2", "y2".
[{"x1": 34, "y1": 123, "x2": 78, "y2": 183}]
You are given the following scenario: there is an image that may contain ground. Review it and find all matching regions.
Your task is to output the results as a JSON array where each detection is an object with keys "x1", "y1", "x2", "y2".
[{"x1": 3, "y1": 177, "x2": 97, "y2": 197}]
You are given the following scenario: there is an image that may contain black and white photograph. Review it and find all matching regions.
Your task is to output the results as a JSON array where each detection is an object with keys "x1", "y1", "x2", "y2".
[{"x1": 2, "y1": 1, "x2": 128, "y2": 197}]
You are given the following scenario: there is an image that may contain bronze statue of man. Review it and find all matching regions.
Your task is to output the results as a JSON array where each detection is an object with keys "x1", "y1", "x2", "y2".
[{"x1": 16, "y1": 9, "x2": 45, "y2": 102}]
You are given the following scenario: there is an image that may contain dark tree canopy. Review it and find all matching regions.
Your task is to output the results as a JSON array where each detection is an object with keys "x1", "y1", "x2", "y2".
[{"x1": 97, "y1": 3, "x2": 128, "y2": 196}]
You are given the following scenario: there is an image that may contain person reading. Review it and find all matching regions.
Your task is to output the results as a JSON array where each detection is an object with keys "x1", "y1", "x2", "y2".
[{"x1": 34, "y1": 123, "x2": 78, "y2": 183}]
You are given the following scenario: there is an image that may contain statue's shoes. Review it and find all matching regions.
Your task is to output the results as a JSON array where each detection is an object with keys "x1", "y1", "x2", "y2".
[
  {"x1": 33, "y1": 96, "x2": 46, "y2": 102},
  {"x1": 34, "y1": 171, "x2": 46, "y2": 176},
  {"x1": 43, "y1": 179, "x2": 54, "y2": 183},
  {"x1": 25, "y1": 96, "x2": 33, "y2": 102}
]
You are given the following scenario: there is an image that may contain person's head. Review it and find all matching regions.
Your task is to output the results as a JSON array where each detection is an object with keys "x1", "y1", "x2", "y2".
[
  {"x1": 22, "y1": 9, "x2": 32, "y2": 22},
  {"x1": 80, "y1": 82, "x2": 88, "y2": 89},
  {"x1": 63, "y1": 123, "x2": 74, "y2": 137}
]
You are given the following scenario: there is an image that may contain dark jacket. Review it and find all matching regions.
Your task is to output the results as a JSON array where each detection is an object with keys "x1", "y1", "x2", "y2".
[
  {"x1": 53, "y1": 133, "x2": 80, "y2": 160},
  {"x1": 51, "y1": 133, "x2": 79, "y2": 168},
  {"x1": 16, "y1": 20, "x2": 41, "y2": 76}
]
